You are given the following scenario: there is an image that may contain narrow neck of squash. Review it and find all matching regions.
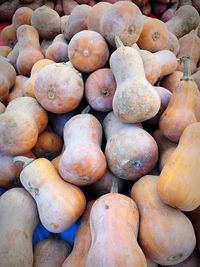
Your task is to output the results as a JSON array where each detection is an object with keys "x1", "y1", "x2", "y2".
[
  {"x1": 180, "y1": 56, "x2": 193, "y2": 81},
  {"x1": 110, "y1": 180, "x2": 118, "y2": 193},
  {"x1": 13, "y1": 156, "x2": 35, "y2": 168}
]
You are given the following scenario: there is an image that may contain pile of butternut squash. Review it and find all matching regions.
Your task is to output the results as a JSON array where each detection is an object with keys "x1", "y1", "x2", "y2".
[{"x1": 0, "y1": 1, "x2": 200, "y2": 266}]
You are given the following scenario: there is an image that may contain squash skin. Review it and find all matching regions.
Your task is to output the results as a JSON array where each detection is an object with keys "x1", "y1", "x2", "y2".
[
  {"x1": 7, "y1": 75, "x2": 28, "y2": 104},
  {"x1": 104, "y1": 112, "x2": 158, "y2": 180},
  {"x1": 0, "y1": 188, "x2": 39, "y2": 267},
  {"x1": 16, "y1": 25, "x2": 44, "y2": 76},
  {"x1": 0, "y1": 24, "x2": 17, "y2": 47},
  {"x1": 59, "y1": 114, "x2": 107, "y2": 186},
  {"x1": 86, "y1": 193, "x2": 147, "y2": 267},
  {"x1": 12, "y1": 7, "x2": 33, "y2": 29},
  {"x1": 187, "y1": 206, "x2": 200, "y2": 253},
  {"x1": 33, "y1": 238, "x2": 71, "y2": 267},
  {"x1": 19, "y1": 157, "x2": 86, "y2": 233},
  {"x1": 0, "y1": 102, "x2": 5, "y2": 113},
  {"x1": 62, "y1": 200, "x2": 94, "y2": 267},
  {"x1": 110, "y1": 46, "x2": 160, "y2": 123},
  {"x1": 0, "y1": 46, "x2": 12, "y2": 57},
  {"x1": 131, "y1": 175, "x2": 196, "y2": 265},
  {"x1": 159, "y1": 78, "x2": 200, "y2": 143},
  {"x1": 158, "y1": 122, "x2": 200, "y2": 211},
  {"x1": 160, "y1": 71, "x2": 183, "y2": 93}
]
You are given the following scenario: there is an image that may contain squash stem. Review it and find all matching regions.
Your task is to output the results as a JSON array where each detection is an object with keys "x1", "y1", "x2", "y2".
[
  {"x1": 81, "y1": 105, "x2": 91, "y2": 114},
  {"x1": 13, "y1": 156, "x2": 35, "y2": 168},
  {"x1": 111, "y1": 180, "x2": 118, "y2": 193},
  {"x1": 115, "y1": 35, "x2": 124, "y2": 48},
  {"x1": 180, "y1": 56, "x2": 193, "y2": 81}
]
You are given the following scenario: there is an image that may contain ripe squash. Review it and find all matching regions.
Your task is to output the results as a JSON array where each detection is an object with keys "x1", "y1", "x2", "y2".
[
  {"x1": 12, "y1": 7, "x2": 33, "y2": 29},
  {"x1": 0, "y1": 24, "x2": 17, "y2": 47},
  {"x1": 0, "y1": 188, "x2": 39, "y2": 267},
  {"x1": 166, "y1": 5, "x2": 200, "y2": 38},
  {"x1": 110, "y1": 44, "x2": 160, "y2": 123},
  {"x1": 158, "y1": 122, "x2": 200, "y2": 211},
  {"x1": 100, "y1": 1, "x2": 143, "y2": 47},
  {"x1": 68, "y1": 30, "x2": 109, "y2": 73},
  {"x1": 192, "y1": 68, "x2": 200, "y2": 90},
  {"x1": 45, "y1": 34, "x2": 68, "y2": 63},
  {"x1": 0, "y1": 46, "x2": 12, "y2": 58},
  {"x1": 85, "y1": 68, "x2": 116, "y2": 112},
  {"x1": 137, "y1": 16, "x2": 169, "y2": 52},
  {"x1": 159, "y1": 57, "x2": 200, "y2": 143},
  {"x1": 103, "y1": 112, "x2": 158, "y2": 180},
  {"x1": 187, "y1": 207, "x2": 200, "y2": 253},
  {"x1": 0, "y1": 57, "x2": 16, "y2": 103},
  {"x1": 153, "y1": 129, "x2": 177, "y2": 171},
  {"x1": 16, "y1": 156, "x2": 86, "y2": 233},
  {"x1": 131, "y1": 175, "x2": 196, "y2": 265},
  {"x1": 0, "y1": 97, "x2": 48, "y2": 155},
  {"x1": 0, "y1": 151, "x2": 35, "y2": 188},
  {"x1": 7, "y1": 42, "x2": 19, "y2": 70},
  {"x1": 33, "y1": 237, "x2": 71, "y2": 267},
  {"x1": 32, "y1": 130, "x2": 63, "y2": 160},
  {"x1": 62, "y1": 200, "x2": 94, "y2": 267},
  {"x1": 160, "y1": 71, "x2": 183, "y2": 93},
  {"x1": 164, "y1": 31, "x2": 180, "y2": 56},
  {"x1": 7, "y1": 75, "x2": 28, "y2": 103},
  {"x1": 31, "y1": 5, "x2": 61, "y2": 39},
  {"x1": 23, "y1": 58, "x2": 54, "y2": 98},
  {"x1": 88, "y1": 169, "x2": 125, "y2": 196},
  {"x1": 63, "y1": 4, "x2": 91, "y2": 41},
  {"x1": 59, "y1": 114, "x2": 107, "y2": 186},
  {"x1": 16, "y1": 25, "x2": 44, "y2": 75},
  {"x1": 86, "y1": 191, "x2": 147, "y2": 267},
  {"x1": 34, "y1": 63, "x2": 84, "y2": 113},
  {"x1": 87, "y1": 2, "x2": 111, "y2": 33}
]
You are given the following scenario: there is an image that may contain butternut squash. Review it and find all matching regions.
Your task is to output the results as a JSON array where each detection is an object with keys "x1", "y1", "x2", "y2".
[
  {"x1": 12, "y1": 7, "x2": 33, "y2": 29},
  {"x1": 159, "y1": 57, "x2": 200, "y2": 143},
  {"x1": 86, "y1": 190, "x2": 147, "y2": 267},
  {"x1": 33, "y1": 237, "x2": 71, "y2": 267},
  {"x1": 103, "y1": 112, "x2": 158, "y2": 180},
  {"x1": 0, "y1": 46, "x2": 12, "y2": 58},
  {"x1": 7, "y1": 42, "x2": 19, "y2": 70},
  {"x1": 187, "y1": 206, "x2": 200, "y2": 253},
  {"x1": 0, "y1": 24, "x2": 17, "y2": 47},
  {"x1": 131, "y1": 175, "x2": 196, "y2": 265},
  {"x1": 160, "y1": 71, "x2": 183, "y2": 93},
  {"x1": 0, "y1": 188, "x2": 39, "y2": 267},
  {"x1": 7, "y1": 75, "x2": 28, "y2": 103},
  {"x1": 110, "y1": 44, "x2": 160, "y2": 123},
  {"x1": 59, "y1": 114, "x2": 107, "y2": 186},
  {"x1": 15, "y1": 156, "x2": 86, "y2": 233},
  {"x1": 62, "y1": 200, "x2": 94, "y2": 267},
  {"x1": 158, "y1": 122, "x2": 200, "y2": 211}
]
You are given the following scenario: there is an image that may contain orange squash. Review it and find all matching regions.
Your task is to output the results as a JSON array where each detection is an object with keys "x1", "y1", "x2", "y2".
[
  {"x1": 33, "y1": 237, "x2": 71, "y2": 267},
  {"x1": 7, "y1": 75, "x2": 28, "y2": 103},
  {"x1": 164, "y1": 31, "x2": 180, "y2": 56},
  {"x1": 34, "y1": 63, "x2": 84, "y2": 113},
  {"x1": 62, "y1": 200, "x2": 94, "y2": 267},
  {"x1": 103, "y1": 112, "x2": 158, "y2": 180},
  {"x1": 160, "y1": 71, "x2": 183, "y2": 93},
  {"x1": 0, "y1": 188, "x2": 39, "y2": 267},
  {"x1": 100, "y1": 1, "x2": 143, "y2": 47},
  {"x1": 45, "y1": 34, "x2": 68, "y2": 63},
  {"x1": 68, "y1": 30, "x2": 109, "y2": 73},
  {"x1": 12, "y1": 7, "x2": 33, "y2": 29},
  {"x1": 63, "y1": 4, "x2": 91, "y2": 41},
  {"x1": 159, "y1": 57, "x2": 200, "y2": 143},
  {"x1": 158, "y1": 122, "x2": 200, "y2": 211},
  {"x1": 137, "y1": 16, "x2": 169, "y2": 52},
  {"x1": 59, "y1": 114, "x2": 107, "y2": 186},
  {"x1": 16, "y1": 156, "x2": 86, "y2": 233},
  {"x1": 0, "y1": 46, "x2": 12, "y2": 58},
  {"x1": 131, "y1": 175, "x2": 196, "y2": 265},
  {"x1": 0, "y1": 24, "x2": 17, "y2": 47},
  {"x1": 86, "y1": 190, "x2": 147, "y2": 267},
  {"x1": 153, "y1": 129, "x2": 177, "y2": 171},
  {"x1": 0, "y1": 97, "x2": 48, "y2": 155},
  {"x1": 16, "y1": 25, "x2": 44, "y2": 76},
  {"x1": 85, "y1": 68, "x2": 116, "y2": 112}
]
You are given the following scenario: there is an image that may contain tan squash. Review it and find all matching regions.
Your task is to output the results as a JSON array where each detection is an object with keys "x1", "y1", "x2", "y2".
[
  {"x1": 103, "y1": 112, "x2": 158, "y2": 180},
  {"x1": 12, "y1": 7, "x2": 33, "y2": 29},
  {"x1": 160, "y1": 71, "x2": 183, "y2": 93},
  {"x1": 0, "y1": 188, "x2": 39, "y2": 267},
  {"x1": 0, "y1": 24, "x2": 17, "y2": 47},
  {"x1": 158, "y1": 122, "x2": 200, "y2": 211},
  {"x1": 16, "y1": 25, "x2": 44, "y2": 75},
  {"x1": 23, "y1": 58, "x2": 54, "y2": 98},
  {"x1": 131, "y1": 175, "x2": 196, "y2": 265},
  {"x1": 159, "y1": 57, "x2": 200, "y2": 143},
  {"x1": 164, "y1": 31, "x2": 180, "y2": 56},
  {"x1": 110, "y1": 43, "x2": 160, "y2": 123},
  {"x1": 34, "y1": 63, "x2": 84, "y2": 113},
  {"x1": 59, "y1": 113, "x2": 107, "y2": 186},
  {"x1": 7, "y1": 42, "x2": 19, "y2": 70},
  {"x1": 33, "y1": 237, "x2": 71, "y2": 267},
  {"x1": 62, "y1": 200, "x2": 94, "y2": 267},
  {"x1": 153, "y1": 129, "x2": 177, "y2": 171},
  {"x1": 7, "y1": 75, "x2": 28, "y2": 103},
  {"x1": 0, "y1": 46, "x2": 12, "y2": 57},
  {"x1": 85, "y1": 189, "x2": 147, "y2": 267},
  {"x1": 15, "y1": 156, "x2": 86, "y2": 233}
]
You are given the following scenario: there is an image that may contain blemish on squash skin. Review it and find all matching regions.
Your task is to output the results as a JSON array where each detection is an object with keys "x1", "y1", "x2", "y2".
[
  {"x1": 105, "y1": 204, "x2": 109, "y2": 209},
  {"x1": 152, "y1": 32, "x2": 160, "y2": 41},
  {"x1": 47, "y1": 85, "x2": 56, "y2": 100},
  {"x1": 28, "y1": 182, "x2": 39, "y2": 197}
]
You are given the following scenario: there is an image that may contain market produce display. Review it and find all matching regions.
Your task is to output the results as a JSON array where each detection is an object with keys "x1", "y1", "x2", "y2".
[{"x1": 0, "y1": 0, "x2": 200, "y2": 266}]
